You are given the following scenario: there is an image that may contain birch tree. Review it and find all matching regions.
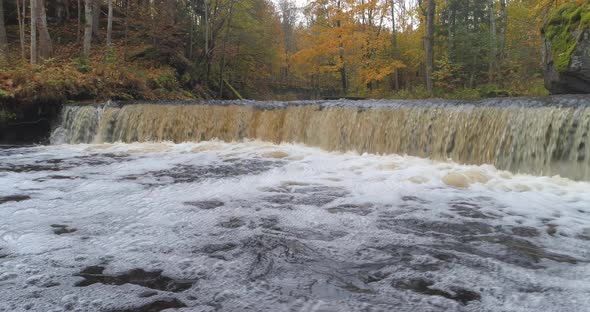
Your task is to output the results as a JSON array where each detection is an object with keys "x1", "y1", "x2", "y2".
[
  {"x1": 30, "y1": 0, "x2": 37, "y2": 64},
  {"x1": 107, "y1": 0, "x2": 113, "y2": 46},
  {"x1": 17, "y1": 0, "x2": 27, "y2": 59}
]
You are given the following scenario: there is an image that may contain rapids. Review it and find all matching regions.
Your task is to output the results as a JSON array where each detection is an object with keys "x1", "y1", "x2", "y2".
[
  {"x1": 2, "y1": 97, "x2": 590, "y2": 311},
  {"x1": 1, "y1": 141, "x2": 590, "y2": 311},
  {"x1": 51, "y1": 96, "x2": 590, "y2": 180}
]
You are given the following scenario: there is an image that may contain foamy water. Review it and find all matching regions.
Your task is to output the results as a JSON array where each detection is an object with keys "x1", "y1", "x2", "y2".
[{"x1": 1, "y1": 141, "x2": 589, "y2": 311}]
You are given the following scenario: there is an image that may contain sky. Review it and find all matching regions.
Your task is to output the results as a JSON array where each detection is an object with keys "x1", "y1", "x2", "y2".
[{"x1": 271, "y1": 0, "x2": 308, "y2": 8}]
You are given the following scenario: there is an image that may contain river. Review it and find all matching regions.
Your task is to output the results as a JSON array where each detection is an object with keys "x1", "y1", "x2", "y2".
[{"x1": 1, "y1": 98, "x2": 590, "y2": 311}]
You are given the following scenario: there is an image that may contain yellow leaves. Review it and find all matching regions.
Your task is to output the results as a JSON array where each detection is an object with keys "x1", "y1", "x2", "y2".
[
  {"x1": 288, "y1": 0, "x2": 420, "y2": 93},
  {"x1": 360, "y1": 60, "x2": 406, "y2": 85}
]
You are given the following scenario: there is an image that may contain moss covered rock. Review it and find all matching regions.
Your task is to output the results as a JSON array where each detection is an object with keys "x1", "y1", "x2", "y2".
[{"x1": 543, "y1": 2, "x2": 590, "y2": 94}]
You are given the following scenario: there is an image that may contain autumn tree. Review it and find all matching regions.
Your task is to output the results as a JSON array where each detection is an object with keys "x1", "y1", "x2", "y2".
[{"x1": 0, "y1": 0, "x2": 574, "y2": 99}]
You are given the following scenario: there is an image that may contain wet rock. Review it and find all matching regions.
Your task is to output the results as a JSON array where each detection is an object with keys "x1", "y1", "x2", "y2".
[
  {"x1": 0, "y1": 195, "x2": 31, "y2": 205},
  {"x1": 543, "y1": 5, "x2": 590, "y2": 94},
  {"x1": 392, "y1": 278, "x2": 480, "y2": 305},
  {"x1": 75, "y1": 266, "x2": 195, "y2": 292},
  {"x1": 51, "y1": 224, "x2": 77, "y2": 235},
  {"x1": 183, "y1": 200, "x2": 224, "y2": 210},
  {"x1": 107, "y1": 298, "x2": 187, "y2": 312}
]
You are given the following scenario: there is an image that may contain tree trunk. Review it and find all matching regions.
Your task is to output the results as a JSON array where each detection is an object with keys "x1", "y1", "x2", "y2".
[
  {"x1": 92, "y1": 0, "x2": 100, "y2": 38},
  {"x1": 337, "y1": 0, "x2": 348, "y2": 96},
  {"x1": 0, "y1": 0, "x2": 8, "y2": 61},
  {"x1": 16, "y1": 0, "x2": 27, "y2": 59},
  {"x1": 56, "y1": 0, "x2": 65, "y2": 22},
  {"x1": 83, "y1": 0, "x2": 93, "y2": 58},
  {"x1": 390, "y1": 0, "x2": 399, "y2": 90},
  {"x1": 65, "y1": 0, "x2": 70, "y2": 20},
  {"x1": 77, "y1": 0, "x2": 81, "y2": 43},
  {"x1": 489, "y1": 0, "x2": 497, "y2": 83},
  {"x1": 447, "y1": 0, "x2": 455, "y2": 58},
  {"x1": 124, "y1": 0, "x2": 129, "y2": 60},
  {"x1": 498, "y1": 0, "x2": 506, "y2": 85},
  {"x1": 219, "y1": 0, "x2": 235, "y2": 98},
  {"x1": 36, "y1": 0, "x2": 53, "y2": 60},
  {"x1": 424, "y1": 0, "x2": 435, "y2": 92},
  {"x1": 30, "y1": 0, "x2": 37, "y2": 64},
  {"x1": 204, "y1": 0, "x2": 210, "y2": 83},
  {"x1": 189, "y1": 13, "x2": 193, "y2": 59},
  {"x1": 106, "y1": 0, "x2": 112, "y2": 46}
]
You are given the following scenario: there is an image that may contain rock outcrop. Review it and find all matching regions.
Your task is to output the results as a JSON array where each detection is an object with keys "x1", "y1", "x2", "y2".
[{"x1": 543, "y1": 3, "x2": 590, "y2": 94}]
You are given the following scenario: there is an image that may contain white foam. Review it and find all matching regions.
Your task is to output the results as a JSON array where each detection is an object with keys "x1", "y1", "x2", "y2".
[{"x1": 0, "y1": 141, "x2": 589, "y2": 311}]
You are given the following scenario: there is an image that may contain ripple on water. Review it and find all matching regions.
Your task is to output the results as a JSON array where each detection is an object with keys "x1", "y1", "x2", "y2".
[{"x1": 0, "y1": 142, "x2": 589, "y2": 312}]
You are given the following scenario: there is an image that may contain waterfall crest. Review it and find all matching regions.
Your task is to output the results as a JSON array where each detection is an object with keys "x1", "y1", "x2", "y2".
[{"x1": 51, "y1": 97, "x2": 590, "y2": 180}]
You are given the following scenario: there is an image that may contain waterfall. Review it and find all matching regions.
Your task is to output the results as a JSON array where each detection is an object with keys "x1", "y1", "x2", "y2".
[{"x1": 50, "y1": 96, "x2": 590, "y2": 180}]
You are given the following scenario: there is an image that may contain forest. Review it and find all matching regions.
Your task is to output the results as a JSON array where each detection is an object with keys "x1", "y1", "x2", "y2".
[{"x1": 0, "y1": 0, "x2": 587, "y2": 106}]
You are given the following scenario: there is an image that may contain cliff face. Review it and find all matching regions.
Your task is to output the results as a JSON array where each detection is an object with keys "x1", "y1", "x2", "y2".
[{"x1": 543, "y1": 3, "x2": 590, "y2": 95}]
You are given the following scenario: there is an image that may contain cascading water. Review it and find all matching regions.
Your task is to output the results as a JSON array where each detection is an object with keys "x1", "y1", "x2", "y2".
[
  {"x1": 4, "y1": 97, "x2": 590, "y2": 311},
  {"x1": 51, "y1": 96, "x2": 590, "y2": 180}
]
